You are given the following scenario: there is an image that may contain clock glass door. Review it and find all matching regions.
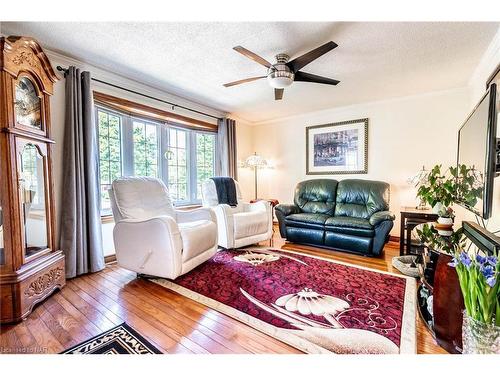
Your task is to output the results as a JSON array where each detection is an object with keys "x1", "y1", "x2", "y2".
[{"x1": 19, "y1": 142, "x2": 49, "y2": 259}]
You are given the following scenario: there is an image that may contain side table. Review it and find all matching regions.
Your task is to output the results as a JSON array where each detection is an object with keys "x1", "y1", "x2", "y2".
[
  {"x1": 250, "y1": 198, "x2": 279, "y2": 246},
  {"x1": 399, "y1": 207, "x2": 438, "y2": 256}
]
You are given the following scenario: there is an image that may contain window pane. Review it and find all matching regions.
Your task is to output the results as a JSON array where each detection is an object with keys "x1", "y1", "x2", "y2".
[
  {"x1": 97, "y1": 109, "x2": 122, "y2": 215},
  {"x1": 133, "y1": 120, "x2": 158, "y2": 178},
  {"x1": 167, "y1": 128, "x2": 188, "y2": 202},
  {"x1": 196, "y1": 133, "x2": 216, "y2": 199}
]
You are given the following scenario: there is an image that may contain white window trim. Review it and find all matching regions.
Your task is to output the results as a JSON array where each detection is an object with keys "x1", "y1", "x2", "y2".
[{"x1": 95, "y1": 105, "x2": 216, "y2": 215}]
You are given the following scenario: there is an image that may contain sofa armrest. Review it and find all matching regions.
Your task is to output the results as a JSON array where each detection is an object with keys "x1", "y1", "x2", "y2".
[
  {"x1": 275, "y1": 203, "x2": 300, "y2": 217},
  {"x1": 113, "y1": 215, "x2": 183, "y2": 278},
  {"x1": 369, "y1": 211, "x2": 395, "y2": 226}
]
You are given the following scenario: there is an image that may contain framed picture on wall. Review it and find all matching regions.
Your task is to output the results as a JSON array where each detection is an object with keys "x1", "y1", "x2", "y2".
[{"x1": 306, "y1": 118, "x2": 368, "y2": 175}]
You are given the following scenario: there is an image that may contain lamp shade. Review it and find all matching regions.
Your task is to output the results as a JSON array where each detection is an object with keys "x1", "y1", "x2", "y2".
[{"x1": 245, "y1": 153, "x2": 268, "y2": 168}]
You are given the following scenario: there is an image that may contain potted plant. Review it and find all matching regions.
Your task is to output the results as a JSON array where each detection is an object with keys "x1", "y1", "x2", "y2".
[
  {"x1": 416, "y1": 164, "x2": 455, "y2": 215},
  {"x1": 436, "y1": 206, "x2": 455, "y2": 228},
  {"x1": 448, "y1": 251, "x2": 500, "y2": 353},
  {"x1": 416, "y1": 164, "x2": 483, "y2": 220}
]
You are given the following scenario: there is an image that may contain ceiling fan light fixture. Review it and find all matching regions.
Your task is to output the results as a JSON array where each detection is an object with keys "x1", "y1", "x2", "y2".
[{"x1": 267, "y1": 65, "x2": 294, "y2": 88}]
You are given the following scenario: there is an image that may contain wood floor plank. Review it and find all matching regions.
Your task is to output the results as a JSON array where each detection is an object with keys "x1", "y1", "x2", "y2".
[
  {"x1": 35, "y1": 304, "x2": 78, "y2": 348},
  {"x1": 71, "y1": 275, "x2": 194, "y2": 354},
  {"x1": 57, "y1": 285, "x2": 117, "y2": 333},
  {"x1": 0, "y1": 324, "x2": 22, "y2": 354},
  {"x1": 43, "y1": 295, "x2": 96, "y2": 345},
  {"x1": 23, "y1": 309, "x2": 64, "y2": 353},
  {"x1": 85, "y1": 271, "x2": 233, "y2": 354},
  {"x1": 13, "y1": 323, "x2": 38, "y2": 352}
]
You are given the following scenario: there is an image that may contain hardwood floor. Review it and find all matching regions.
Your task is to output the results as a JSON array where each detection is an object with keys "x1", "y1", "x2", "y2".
[{"x1": 0, "y1": 229, "x2": 447, "y2": 354}]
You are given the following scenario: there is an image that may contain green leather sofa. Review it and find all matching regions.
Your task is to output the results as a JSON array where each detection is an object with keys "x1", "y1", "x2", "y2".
[{"x1": 275, "y1": 179, "x2": 395, "y2": 256}]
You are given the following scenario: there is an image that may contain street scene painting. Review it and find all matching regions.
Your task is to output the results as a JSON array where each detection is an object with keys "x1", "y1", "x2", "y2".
[{"x1": 306, "y1": 119, "x2": 368, "y2": 174}]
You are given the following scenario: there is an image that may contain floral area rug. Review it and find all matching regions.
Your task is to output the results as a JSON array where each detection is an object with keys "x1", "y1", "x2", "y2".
[{"x1": 151, "y1": 247, "x2": 416, "y2": 354}]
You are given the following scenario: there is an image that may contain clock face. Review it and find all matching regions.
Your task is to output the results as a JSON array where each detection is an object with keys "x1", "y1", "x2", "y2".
[{"x1": 14, "y1": 76, "x2": 42, "y2": 130}]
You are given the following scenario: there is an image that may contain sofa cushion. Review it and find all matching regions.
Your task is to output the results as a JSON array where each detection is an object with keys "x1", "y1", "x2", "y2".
[
  {"x1": 325, "y1": 216, "x2": 374, "y2": 238},
  {"x1": 179, "y1": 220, "x2": 217, "y2": 262},
  {"x1": 294, "y1": 179, "x2": 338, "y2": 215},
  {"x1": 325, "y1": 216, "x2": 373, "y2": 230},
  {"x1": 285, "y1": 213, "x2": 330, "y2": 229},
  {"x1": 324, "y1": 231, "x2": 373, "y2": 254},
  {"x1": 112, "y1": 176, "x2": 176, "y2": 220},
  {"x1": 233, "y1": 211, "x2": 269, "y2": 240},
  {"x1": 335, "y1": 179, "x2": 390, "y2": 219}
]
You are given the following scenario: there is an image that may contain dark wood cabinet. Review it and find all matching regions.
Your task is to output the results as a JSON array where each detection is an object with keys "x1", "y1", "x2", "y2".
[{"x1": 0, "y1": 36, "x2": 65, "y2": 323}]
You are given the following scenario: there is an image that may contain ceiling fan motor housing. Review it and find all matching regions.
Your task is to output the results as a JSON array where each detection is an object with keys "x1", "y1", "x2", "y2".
[{"x1": 267, "y1": 53, "x2": 294, "y2": 88}]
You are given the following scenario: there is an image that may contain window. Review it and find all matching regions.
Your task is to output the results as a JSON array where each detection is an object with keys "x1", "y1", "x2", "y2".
[
  {"x1": 132, "y1": 120, "x2": 159, "y2": 178},
  {"x1": 96, "y1": 106, "x2": 216, "y2": 215},
  {"x1": 97, "y1": 109, "x2": 122, "y2": 214},
  {"x1": 196, "y1": 133, "x2": 216, "y2": 200}
]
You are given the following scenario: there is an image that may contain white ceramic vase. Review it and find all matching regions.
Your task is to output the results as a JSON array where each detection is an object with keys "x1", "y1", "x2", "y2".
[{"x1": 437, "y1": 216, "x2": 453, "y2": 226}]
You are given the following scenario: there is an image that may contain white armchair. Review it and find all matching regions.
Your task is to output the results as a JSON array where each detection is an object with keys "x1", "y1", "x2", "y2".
[
  {"x1": 201, "y1": 179, "x2": 272, "y2": 249},
  {"x1": 109, "y1": 177, "x2": 218, "y2": 279}
]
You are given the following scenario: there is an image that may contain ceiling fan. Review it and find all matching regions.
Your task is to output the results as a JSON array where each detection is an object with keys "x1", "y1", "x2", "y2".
[{"x1": 223, "y1": 41, "x2": 340, "y2": 100}]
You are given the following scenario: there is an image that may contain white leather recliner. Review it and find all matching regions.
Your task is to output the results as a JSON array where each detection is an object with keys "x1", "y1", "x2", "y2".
[
  {"x1": 201, "y1": 179, "x2": 273, "y2": 249},
  {"x1": 109, "y1": 176, "x2": 218, "y2": 279}
]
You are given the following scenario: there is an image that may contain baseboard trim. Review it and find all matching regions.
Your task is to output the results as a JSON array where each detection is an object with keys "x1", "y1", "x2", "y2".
[
  {"x1": 389, "y1": 235, "x2": 400, "y2": 243},
  {"x1": 104, "y1": 254, "x2": 117, "y2": 264}
]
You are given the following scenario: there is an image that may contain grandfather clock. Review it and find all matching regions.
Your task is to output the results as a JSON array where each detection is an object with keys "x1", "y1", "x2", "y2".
[{"x1": 0, "y1": 36, "x2": 65, "y2": 323}]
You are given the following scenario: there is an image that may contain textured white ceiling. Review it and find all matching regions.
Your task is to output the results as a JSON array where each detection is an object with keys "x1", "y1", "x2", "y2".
[{"x1": 1, "y1": 22, "x2": 498, "y2": 123}]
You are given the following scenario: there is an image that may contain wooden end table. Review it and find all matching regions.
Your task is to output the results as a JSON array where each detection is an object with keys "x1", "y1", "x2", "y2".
[{"x1": 399, "y1": 206, "x2": 438, "y2": 256}]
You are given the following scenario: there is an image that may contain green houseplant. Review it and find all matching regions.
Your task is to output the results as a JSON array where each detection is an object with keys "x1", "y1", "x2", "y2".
[
  {"x1": 416, "y1": 164, "x2": 455, "y2": 215},
  {"x1": 416, "y1": 164, "x2": 483, "y2": 219}
]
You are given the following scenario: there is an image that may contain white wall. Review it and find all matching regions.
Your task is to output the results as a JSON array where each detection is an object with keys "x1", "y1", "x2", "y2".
[{"x1": 243, "y1": 88, "x2": 472, "y2": 236}]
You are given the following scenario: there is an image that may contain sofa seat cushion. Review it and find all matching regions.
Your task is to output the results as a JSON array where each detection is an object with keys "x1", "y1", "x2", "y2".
[
  {"x1": 325, "y1": 216, "x2": 374, "y2": 238},
  {"x1": 179, "y1": 220, "x2": 217, "y2": 262},
  {"x1": 233, "y1": 211, "x2": 269, "y2": 240},
  {"x1": 285, "y1": 213, "x2": 330, "y2": 229}
]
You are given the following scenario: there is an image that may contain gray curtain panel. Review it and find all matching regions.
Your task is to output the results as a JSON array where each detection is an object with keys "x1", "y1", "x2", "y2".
[
  {"x1": 60, "y1": 67, "x2": 105, "y2": 278},
  {"x1": 216, "y1": 118, "x2": 238, "y2": 179}
]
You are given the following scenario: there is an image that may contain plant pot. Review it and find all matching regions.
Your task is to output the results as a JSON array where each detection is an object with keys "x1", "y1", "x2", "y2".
[
  {"x1": 462, "y1": 311, "x2": 500, "y2": 354},
  {"x1": 437, "y1": 217, "x2": 453, "y2": 226}
]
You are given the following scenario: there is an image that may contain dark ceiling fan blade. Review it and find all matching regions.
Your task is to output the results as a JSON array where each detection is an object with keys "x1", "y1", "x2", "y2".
[
  {"x1": 294, "y1": 71, "x2": 340, "y2": 85},
  {"x1": 274, "y1": 88, "x2": 284, "y2": 100},
  {"x1": 287, "y1": 41, "x2": 338, "y2": 72},
  {"x1": 233, "y1": 46, "x2": 272, "y2": 68},
  {"x1": 223, "y1": 76, "x2": 267, "y2": 87}
]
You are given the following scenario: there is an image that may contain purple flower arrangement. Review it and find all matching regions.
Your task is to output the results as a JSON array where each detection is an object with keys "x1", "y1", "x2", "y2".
[{"x1": 449, "y1": 251, "x2": 500, "y2": 325}]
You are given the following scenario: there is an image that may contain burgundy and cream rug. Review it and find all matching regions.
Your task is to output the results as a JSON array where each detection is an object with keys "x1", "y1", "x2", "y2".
[{"x1": 151, "y1": 247, "x2": 416, "y2": 354}]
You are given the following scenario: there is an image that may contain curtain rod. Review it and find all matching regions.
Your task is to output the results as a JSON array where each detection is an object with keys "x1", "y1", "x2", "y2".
[{"x1": 56, "y1": 66, "x2": 222, "y2": 121}]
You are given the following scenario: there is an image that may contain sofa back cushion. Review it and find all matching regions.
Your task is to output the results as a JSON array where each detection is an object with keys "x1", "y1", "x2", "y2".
[
  {"x1": 294, "y1": 179, "x2": 338, "y2": 215},
  {"x1": 335, "y1": 179, "x2": 390, "y2": 219},
  {"x1": 111, "y1": 176, "x2": 176, "y2": 220}
]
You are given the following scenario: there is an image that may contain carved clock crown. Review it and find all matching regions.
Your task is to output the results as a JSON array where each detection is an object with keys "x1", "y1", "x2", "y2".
[{"x1": 1, "y1": 36, "x2": 59, "y2": 94}]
